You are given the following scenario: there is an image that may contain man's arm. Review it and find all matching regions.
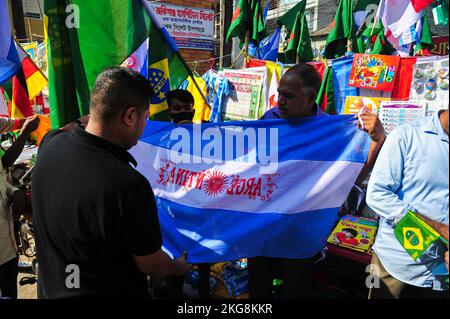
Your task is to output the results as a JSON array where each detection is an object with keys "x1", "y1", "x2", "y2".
[
  {"x1": 133, "y1": 250, "x2": 190, "y2": 276},
  {"x1": 2, "y1": 116, "x2": 40, "y2": 168},
  {"x1": 354, "y1": 111, "x2": 386, "y2": 186},
  {"x1": 366, "y1": 129, "x2": 415, "y2": 226}
]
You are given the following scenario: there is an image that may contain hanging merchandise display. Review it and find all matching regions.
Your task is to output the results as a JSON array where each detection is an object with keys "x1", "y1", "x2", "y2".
[
  {"x1": 220, "y1": 68, "x2": 266, "y2": 121},
  {"x1": 378, "y1": 100, "x2": 427, "y2": 135},
  {"x1": 348, "y1": 54, "x2": 401, "y2": 91},
  {"x1": 202, "y1": 70, "x2": 231, "y2": 124},
  {"x1": 409, "y1": 56, "x2": 449, "y2": 115}
]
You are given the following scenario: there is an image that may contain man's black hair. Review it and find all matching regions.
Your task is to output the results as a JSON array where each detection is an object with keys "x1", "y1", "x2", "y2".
[
  {"x1": 342, "y1": 228, "x2": 358, "y2": 238},
  {"x1": 90, "y1": 67, "x2": 154, "y2": 122},
  {"x1": 283, "y1": 63, "x2": 322, "y2": 98},
  {"x1": 167, "y1": 89, "x2": 195, "y2": 109}
]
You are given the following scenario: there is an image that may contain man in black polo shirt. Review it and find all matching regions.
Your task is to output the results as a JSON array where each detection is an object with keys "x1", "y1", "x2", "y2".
[{"x1": 32, "y1": 67, "x2": 189, "y2": 299}]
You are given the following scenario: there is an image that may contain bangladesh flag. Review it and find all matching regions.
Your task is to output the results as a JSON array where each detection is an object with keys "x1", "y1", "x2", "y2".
[
  {"x1": 316, "y1": 66, "x2": 336, "y2": 115},
  {"x1": 324, "y1": 0, "x2": 358, "y2": 59},
  {"x1": 285, "y1": 12, "x2": 314, "y2": 63},
  {"x1": 226, "y1": 0, "x2": 266, "y2": 44},
  {"x1": 278, "y1": 0, "x2": 307, "y2": 34},
  {"x1": 45, "y1": 0, "x2": 190, "y2": 128}
]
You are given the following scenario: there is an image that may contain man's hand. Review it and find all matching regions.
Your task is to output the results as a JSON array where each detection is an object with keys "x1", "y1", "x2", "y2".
[
  {"x1": 355, "y1": 110, "x2": 386, "y2": 143},
  {"x1": 20, "y1": 116, "x2": 40, "y2": 136},
  {"x1": 173, "y1": 252, "x2": 191, "y2": 275}
]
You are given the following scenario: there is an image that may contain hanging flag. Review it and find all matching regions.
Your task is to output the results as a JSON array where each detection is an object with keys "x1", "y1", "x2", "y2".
[
  {"x1": 10, "y1": 67, "x2": 33, "y2": 118},
  {"x1": 258, "y1": 27, "x2": 281, "y2": 62},
  {"x1": 332, "y1": 56, "x2": 360, "y2": 115},
  {"x1": 143, "y1": 3, "x2": 191, "y2": 121},
  {"x1": 263, "y1": 1, "x2": 270, "y2": 23},
  {"x1": 226, "y1": 0, "x2": 266, "y2": 44},
  {"x1": 0, "y1": 87, "x2": 8, "y2": 116},
  {"x1": 10, "y1": 40, "x2": 47, "y2": 118},
  {"x1": 278, "y1": 0, "x2": 307, "y2": 34},
  {"x1": 285, "y1": 11, "x2": 314, "y2": 63},
  {"x1": 316, "y1": 66, "x2": 337, "y2": 114},
  {"x1": 0, "y1": 0, "x2": 20, "y2": 84},
  {"x1": 414, "y1": 13, "x2": 434, "y2": 55},
  {"x1": 379, "y1": 0, "x2": 434, "y2": 39},
  {"x1": 45, "y1": 0, "x2": 191, "y2": 128},
  {"x1": 268, "y1": 71, "x2": 279, "y2": 109},
  {"x1": 324, "y1": 0, "x2": 358, "y2": 59},
  {"x1": 15, "y1": 43, "x2": 48, "y2": 100},
  {"x1": 130, "y1": 117, "x2": 371, "y2": 262},
  {"x1": 121, "y1": 38, "x2": 149, "y2": 78}
]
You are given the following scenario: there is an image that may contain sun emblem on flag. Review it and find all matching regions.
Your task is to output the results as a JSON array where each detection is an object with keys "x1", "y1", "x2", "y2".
[
  {"x1": 204, "y1": 171, "x2": 229, "y2": 197},
  {"x1": 124, "y1": 54, "x2": 139, "y2": 70}
]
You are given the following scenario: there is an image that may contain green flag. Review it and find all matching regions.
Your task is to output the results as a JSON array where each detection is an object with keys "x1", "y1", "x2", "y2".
[
  {"x1": 414, "y1": 14, "x2": 434, "y2": 55},
  {"x1": 278, "y1": 0, "x2": 307, "y2": 34},
  {"x1": 324, "y1": 0, "x2": 357, "y2": 59},
  {"x1": 285, "y1": 12, "x2": 314, "y2": 63},
  {"x1": 226, "y1": 0, "x2": 266, "y2": 44},
  {"x1": 316, "y1": 66, "x2": 336, "y2": 115},
  {"x1": 45, "y1": 0, "x2": 190, "y2": 127}
]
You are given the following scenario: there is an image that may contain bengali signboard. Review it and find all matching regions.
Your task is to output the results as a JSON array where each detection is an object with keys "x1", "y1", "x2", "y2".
[{"x1": 147, "y1": 3, "x2": 214, "y2": 51}]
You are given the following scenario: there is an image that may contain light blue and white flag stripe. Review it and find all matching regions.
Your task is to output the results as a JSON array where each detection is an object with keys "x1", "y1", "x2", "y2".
[
  {"x1": 122, "y1": 38, "x2": 149, "y2": 78},
  {"x1": 0, "y1": 0, "x2": 20, "y2": 84},
  {"x1": 130, "y1": 116, "x2": 371, "y2": 263}
]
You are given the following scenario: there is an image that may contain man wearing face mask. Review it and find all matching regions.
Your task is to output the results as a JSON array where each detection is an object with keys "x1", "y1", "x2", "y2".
[{"x1": 167, "y1": 90, "x2": 197, "y2": 125}]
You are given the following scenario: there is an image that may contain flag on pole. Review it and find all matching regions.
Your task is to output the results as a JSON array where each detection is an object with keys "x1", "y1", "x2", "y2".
[
  {"x1": 278, "y1": 0, "x2": 307, "y2": 34},
  {"x1": 268, "y1": 71, "x2": 279, "y2": 109},
  {"x1": 226, "y1": 0, "x2": 266, "y2": 44},
  {"x1": 258, "y1": 27, "x2": 281, "y2": 61},
  {"x1": 45, "y1": 0, "x2": 191, "y2": 128},
  {"x1": 142, "y1": 3, "x2": 191, "y2": 121},
  {"x1": 285, "y1": 11, "x2": 314, "y2": 63},
  {"x1": 324, "y1": 0, "x2": 358, "y2": 59},
  {"x1": 121, "y1": 38, "x2": 149, "y2": 78},
  {"x1": 379, "y1": 0, "x2": 434, "y2": 39},
  {"x1": 130, "y1": 117, "x2": 371, "y2": 262},
  {"x1": 0, "y1": 0, "x2": 20, "y2": 84}
]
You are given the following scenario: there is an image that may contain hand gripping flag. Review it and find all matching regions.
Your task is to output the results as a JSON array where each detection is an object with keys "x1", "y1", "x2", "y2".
[{"x1": 130, "y1": 116, "x2": 371, "y2": 263}]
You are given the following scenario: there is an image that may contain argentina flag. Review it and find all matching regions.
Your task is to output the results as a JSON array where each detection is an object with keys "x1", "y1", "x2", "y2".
[{"x1": 130, "y1": 116, "x2": 371, "y2": 263}]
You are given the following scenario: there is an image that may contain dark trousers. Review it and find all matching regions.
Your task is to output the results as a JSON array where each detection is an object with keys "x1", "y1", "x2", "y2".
[
  {"x1": 369, "y1": 253, "x2": 449, "y2": 299},
  {"x1": 168, "y1": 263, "x2": 211, "y2": 297},
  {"x1": 0, "y1": 257, "x2": 18, "y2": 299},
  {"x1": 248, "y1": 256, "x2": 315, "y2": 299}
]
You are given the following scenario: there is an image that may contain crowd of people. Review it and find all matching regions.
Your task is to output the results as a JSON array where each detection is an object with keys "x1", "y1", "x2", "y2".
[{"x1": 0, "y1": 65, "x2": 448, "y2": 299}]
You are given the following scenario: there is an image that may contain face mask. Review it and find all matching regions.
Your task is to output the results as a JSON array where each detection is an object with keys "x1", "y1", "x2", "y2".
[{"x1": 171, "y1": 110, "x2": 195, "y2": 124}]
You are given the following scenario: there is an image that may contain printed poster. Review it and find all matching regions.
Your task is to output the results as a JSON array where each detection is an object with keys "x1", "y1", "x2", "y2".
[
  {"x1": 378, "y1": 101, "x2": 426, "y2": 135},
  {"x1": 349, "y1": 54, "x2": 401, "y2": 91},
  {"x1": 221, "y1": 69, "x2": 266, "y2": 121},
  {"x1": 409, "y1": 56, "x2": 449, "y2": 116},
  {"x1": 343, "y1": 96, "x2": 391, "y2": 115}
]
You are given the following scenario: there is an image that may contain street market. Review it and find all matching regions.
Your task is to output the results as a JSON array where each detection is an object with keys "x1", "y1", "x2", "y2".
[{"x1": 0, "y1": 0, "x2": 448, "y2": 304}]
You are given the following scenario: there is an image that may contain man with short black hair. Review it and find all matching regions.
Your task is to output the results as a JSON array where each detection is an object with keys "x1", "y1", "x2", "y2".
[
  {"x1": 249, "y1": 63, "x2": 386, "y2": 299},
  {"x1": 33, "y1": 67, "x2": 189, "y2": 299}
]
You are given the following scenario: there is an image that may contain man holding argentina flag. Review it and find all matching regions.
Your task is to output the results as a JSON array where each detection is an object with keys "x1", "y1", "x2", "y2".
[{"x1": 131, "y1": 64, "x2": 385, "y2": 299}]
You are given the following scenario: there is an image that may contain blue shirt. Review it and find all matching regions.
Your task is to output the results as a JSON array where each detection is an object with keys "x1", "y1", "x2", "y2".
[
  {"x1": 367, "y1": 111, "x2": 449, "y2": 290},
  {"x1": 260, "y1": 105, "x2": 328, "y2": 120}
]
